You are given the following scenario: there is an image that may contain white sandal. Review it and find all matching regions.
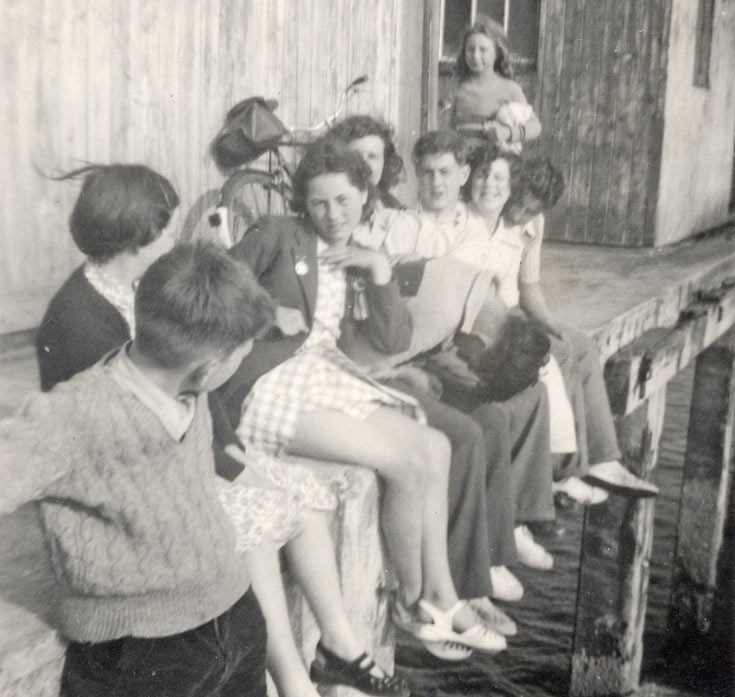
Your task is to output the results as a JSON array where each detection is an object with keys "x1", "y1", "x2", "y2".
[
  {"x1": 391, "y1": 597, "x2": 472, "y2": 661},
  {"x1": 417, "y1": 599, "x2": 507, "y2": 654},
  {"x1": 391, "y1": 598, "x2": 460, "y2": 643},
  {"x1": 420, "y1": 638, "x2": 473, "y2": 661}
]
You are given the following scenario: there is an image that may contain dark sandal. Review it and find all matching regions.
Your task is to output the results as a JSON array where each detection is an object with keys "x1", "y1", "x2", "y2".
[{"x1": 309, "y1": 641, "x2": 410, "y2": 696}]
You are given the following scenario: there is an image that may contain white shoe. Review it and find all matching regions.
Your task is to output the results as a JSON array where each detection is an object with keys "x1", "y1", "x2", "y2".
[
  {"x1": 391, "y1": 597, "x2": 472, "y2": 661},
  {"x1": 585, "y1": 461, "x2": 659, "y2": 497},
  {"x1": 514, "y1": 525, "x2": 554, "y2": 570},
  {"x1": 420, "y1": 639, "x2": 473, "y2": 661},
  {"x1": 417, "y1": 599, "x2": 507, "y2": 654},
  {"x1": 469, "y1": 597, "x2": 517, "y2": 636},
  {"x1": 489, "y1": 565, "x2": 524, "y2": 602},
  {"x1": 552, "y1": 476, "x2": 609, "y2": 505}
]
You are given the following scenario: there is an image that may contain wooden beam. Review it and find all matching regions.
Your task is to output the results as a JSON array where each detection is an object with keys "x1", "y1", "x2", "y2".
[
  {"x1": 570, "y1": 387, "x2": 666, "y2": 697},
  {"x1": 604, "y1": 282, "x2": 735, "y2": 415},
  {"x1": 668, "y1": 328, "x2": 735, "y2": 642},
  {"x1": 420, "y1": 0, "x2": 441, "y2": 133}
]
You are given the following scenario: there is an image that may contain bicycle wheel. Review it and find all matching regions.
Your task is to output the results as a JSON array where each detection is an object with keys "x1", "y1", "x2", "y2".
[
  {"x1": 221, "y1": 170, "x2": 292, "y2": 245},
  {"x1": 180, "y1": 189, "x2": 229, "y2": 245}
]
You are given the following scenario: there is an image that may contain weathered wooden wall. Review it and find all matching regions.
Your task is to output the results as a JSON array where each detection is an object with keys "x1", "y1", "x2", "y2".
[
  {"x1": 0, "y1": 0, "x2": 424, "y2": 334},
  {"x1": 535, "y1": 0, "x2": 673, "y2": 246},
  {"x1": 654, "y1": 0, "x2": 735, "y2": 246}
]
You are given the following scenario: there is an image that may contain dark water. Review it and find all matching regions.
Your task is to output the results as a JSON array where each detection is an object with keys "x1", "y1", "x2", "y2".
[{"x1": 396, "y1": 366, "x2": 734, "y2": 696}]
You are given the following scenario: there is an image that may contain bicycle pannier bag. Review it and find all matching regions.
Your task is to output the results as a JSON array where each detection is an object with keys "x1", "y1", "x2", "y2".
[{"x1": 211, "y1": 97, "x2": 286, "y2": 169}]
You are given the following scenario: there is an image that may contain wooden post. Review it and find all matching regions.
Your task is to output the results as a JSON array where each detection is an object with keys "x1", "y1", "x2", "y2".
[
  {"x1": 570, "y1": 387, "x2": 666, "y2": 697},
  {"x1": 667, "y1": 328, "x2": 735, "y2": 643},
  {"x1": 420, "y1": 0, "x2": 441, "y2": 133}
]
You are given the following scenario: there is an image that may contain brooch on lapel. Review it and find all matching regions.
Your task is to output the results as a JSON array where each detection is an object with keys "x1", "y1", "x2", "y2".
[
  {"x1": 294, "y1": 256, "x2": 309, "y2": 276},
  {"x1": 351, "y1": 277, "x2": 370, "y2": 321}
]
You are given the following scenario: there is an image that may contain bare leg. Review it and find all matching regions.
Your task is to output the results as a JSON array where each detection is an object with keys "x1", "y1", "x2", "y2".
[
  {"x1": 289, "y1": 408, "x2": 480, "y2": 631},
  {"x1": 243, "y1": 541, "x2": 320, "y2": 697},
  {"x1": 284, "y1": 510, "x2": 386, "y2": 677},
  {"x1": 290, "y1": 407, "x2": 435, "y2": 605}
]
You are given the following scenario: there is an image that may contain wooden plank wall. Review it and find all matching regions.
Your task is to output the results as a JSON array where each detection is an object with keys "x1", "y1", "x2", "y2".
[
  {"x1": 0, "y1": 0, "x2": 424, "y2": 334},
  {"x1": 535, "y1": 0, "x2": 673, "y2": 246},
  {"x1": 655, "y1": 0, "x2": 735, "y2": 246}
]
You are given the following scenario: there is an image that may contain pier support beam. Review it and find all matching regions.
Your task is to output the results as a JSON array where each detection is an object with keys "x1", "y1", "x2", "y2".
[
  {"x1": 667, "y1": 329, "x2": 735, "y2": 659},
  {"x1": 570, "y1": 388, "x2": 666, "y2": 697},
  {"x1": 570, "y1": 286, "x2": 735, "y2": 696}
]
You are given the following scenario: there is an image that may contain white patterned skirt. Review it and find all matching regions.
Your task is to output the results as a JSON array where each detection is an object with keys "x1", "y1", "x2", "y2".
[
  {"x1": 217, "y1": 476, "x2": 306, "y2": 554},
  {"x1": 236, "y1": 342, "x2": 425, "y2": 509}
]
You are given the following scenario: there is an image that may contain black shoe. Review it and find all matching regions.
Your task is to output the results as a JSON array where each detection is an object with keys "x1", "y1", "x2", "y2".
[{"x1": 310, "y1": 641, "x2": 411, "y2": 696}]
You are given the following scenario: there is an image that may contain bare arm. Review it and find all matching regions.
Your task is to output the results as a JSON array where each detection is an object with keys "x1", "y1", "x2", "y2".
[{"x1": 519, "y1": 281, "x2": 563, "y2": 338}]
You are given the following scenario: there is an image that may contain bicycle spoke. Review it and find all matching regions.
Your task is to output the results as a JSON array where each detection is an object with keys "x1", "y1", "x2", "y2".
[{"x1": 222, "y1": 171, "x2": 290, "y2": 245}]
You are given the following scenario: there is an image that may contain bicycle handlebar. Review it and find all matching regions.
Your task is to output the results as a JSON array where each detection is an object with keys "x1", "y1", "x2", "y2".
[
  {"x1": 288, "y1": 75, "x2": 369, "y2": 135},
  {"x1": 349, "y1": 75, "x2": 368, "y2": 89}
]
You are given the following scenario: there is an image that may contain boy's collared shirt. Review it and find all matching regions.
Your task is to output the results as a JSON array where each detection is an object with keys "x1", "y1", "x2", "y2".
[
  {"x1": 414, "y1": 201, "x2": 489, "y2": 265},
  {"x1": 354, "y1": 202, "x2": 489, "y2": 267},
  {"x1": 108, "y1": 344, "x2": 196, "y2": 441}
]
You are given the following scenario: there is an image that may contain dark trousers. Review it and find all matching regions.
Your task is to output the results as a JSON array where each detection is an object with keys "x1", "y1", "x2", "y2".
[
  {"x1": 445, "y1": 381, "x2": 555, "y2": 546},
  {"x1": 61, "y1": 589, "x2": 267, "y2": 697},
  {"x1": 550, "y1": 328, "x2": 621, "y2": 480},
  {"x1": 412, "y1": 387, "x2": 496, "y2": 599},
  {"x1": 386, "y1": 380, "x2": 515, "y2": 598}
]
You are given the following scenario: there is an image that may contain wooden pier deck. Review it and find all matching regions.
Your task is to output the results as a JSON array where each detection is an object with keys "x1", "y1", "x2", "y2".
[{"x1": 1, "y1": 229, "x2": 734, "y2": 697}]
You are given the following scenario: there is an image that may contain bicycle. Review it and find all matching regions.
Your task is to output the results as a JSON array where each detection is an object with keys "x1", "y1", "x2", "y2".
[{"x1": 182, "y1": 75, "x2": 368, "y2": 248}]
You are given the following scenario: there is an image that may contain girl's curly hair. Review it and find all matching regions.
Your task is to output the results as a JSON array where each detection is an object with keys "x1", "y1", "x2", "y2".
[
  {"x1": 506, "y1": 157, "x2": 565, "y2": 212},
  {"x1": 460, "y1": 142, "x2": 522, "y2": 202},
  {"x1": 326, "y1": 115, "x2": 406, "y2": 194},
  {"x1": 291, "y1": 139, "x2": 374, "y2": 221},
  {"x1": 455, "y1": 15, "x2": 514, "y2": 83}
]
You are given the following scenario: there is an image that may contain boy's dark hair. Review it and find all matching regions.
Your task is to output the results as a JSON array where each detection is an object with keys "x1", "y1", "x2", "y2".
[
  {"x1": 412, "y1": 130, "x2": 472, "y2": 168},
  {"x1": 326, "y1": 115, "x2": 406, "y2": 192},
  {"x1": 291, "y1": 139, "x2": 373, "y2": 217},
  {"x1": 506, "y1": 157, "x2": 565, "y2": 212},
  {"x1": 455, "y1": 15, "x2": 514, "y2": 83},
  {"x1": 461, "y1": 142, "x2": 522, "y2": 201},
  {"x1": 135, "y1": 243, "x2": 275, "y2": 370},
  {"x1": 55, "y1": 164, "x2": 179, "y2": 263}
]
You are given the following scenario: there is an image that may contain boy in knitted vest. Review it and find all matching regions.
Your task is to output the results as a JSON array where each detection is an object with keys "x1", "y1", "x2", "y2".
[{"x1": 0, "y1": 242, "x2": 276, "y2": 697}]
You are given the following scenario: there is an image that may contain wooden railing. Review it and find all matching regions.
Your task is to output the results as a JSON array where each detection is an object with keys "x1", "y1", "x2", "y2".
[{"x1": 570, "y1": 282, "x2": 735, "y2": 696}]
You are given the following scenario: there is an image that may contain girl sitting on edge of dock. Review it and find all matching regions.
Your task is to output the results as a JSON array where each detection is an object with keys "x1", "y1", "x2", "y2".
[
  {"x1": 220, "y1": 139, "x2": 508, "y2": 661},
  {"x1": 329, "y1": 117, "x2": 561, "y2": 607},
  {"x1": 464, "y1": 146, "x2": 660, "y2": 499}
]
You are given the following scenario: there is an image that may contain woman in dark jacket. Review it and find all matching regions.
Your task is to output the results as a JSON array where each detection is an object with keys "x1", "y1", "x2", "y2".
[{"x1": 222, "y1": 141, "x2": 505, "y2": 659}]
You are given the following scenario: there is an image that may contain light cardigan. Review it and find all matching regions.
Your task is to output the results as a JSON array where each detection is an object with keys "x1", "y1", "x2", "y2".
[{"x1": 0, "y1": 358, "x2": 250, "y2": 642}]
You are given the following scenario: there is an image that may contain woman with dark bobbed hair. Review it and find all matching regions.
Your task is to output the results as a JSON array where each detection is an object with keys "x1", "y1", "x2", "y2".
[{"x1": 37, "y1": 164, "x2": 179, "y2": 390}]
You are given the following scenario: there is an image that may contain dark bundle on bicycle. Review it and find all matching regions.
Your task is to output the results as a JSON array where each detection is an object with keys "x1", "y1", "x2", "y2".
[{"x1": 211, "y1": 97, "x2": 287, "y2": 171}]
